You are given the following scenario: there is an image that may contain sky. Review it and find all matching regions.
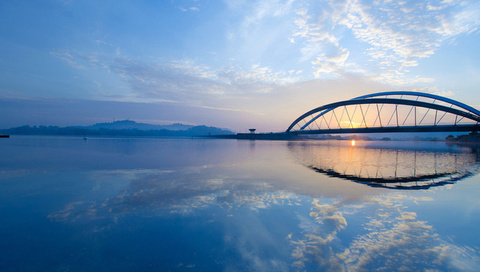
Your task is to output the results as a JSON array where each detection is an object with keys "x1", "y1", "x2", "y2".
[{"x1": 1, "y1": 0, "x2": 479, "y2": 132}]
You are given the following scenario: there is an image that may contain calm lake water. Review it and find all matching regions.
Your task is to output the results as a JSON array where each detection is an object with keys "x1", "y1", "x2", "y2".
[{"x1": 1, "y1": 136, "x2": 480, "y2": 271}]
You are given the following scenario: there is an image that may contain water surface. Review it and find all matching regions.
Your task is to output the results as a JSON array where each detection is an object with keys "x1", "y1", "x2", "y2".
[{"x1": 1, "y1": 136, "x2": 479, "y2": 271}]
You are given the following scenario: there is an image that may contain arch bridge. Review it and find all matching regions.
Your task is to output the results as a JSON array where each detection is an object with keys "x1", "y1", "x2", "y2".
[{"x1": 286, "y1": 91, "x2": 480, "y2": 135}]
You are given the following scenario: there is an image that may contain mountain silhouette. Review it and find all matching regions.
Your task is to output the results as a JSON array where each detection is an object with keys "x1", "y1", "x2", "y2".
[{"x1": 0, "y1": 120, "x2": 234, "y2": 137}]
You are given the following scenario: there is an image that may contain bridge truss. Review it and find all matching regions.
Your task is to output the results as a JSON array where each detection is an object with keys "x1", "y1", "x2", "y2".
[{"x1": 286, "y1": 91, "x2": 480, "y2": 134}]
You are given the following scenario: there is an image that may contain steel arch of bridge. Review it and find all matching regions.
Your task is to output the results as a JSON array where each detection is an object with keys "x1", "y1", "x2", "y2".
[{"x1": 286, "y1": 91, "x2": 480, "y2": 134}]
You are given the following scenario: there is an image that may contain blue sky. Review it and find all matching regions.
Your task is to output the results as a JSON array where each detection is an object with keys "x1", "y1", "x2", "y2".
[{"x1": 1, "y1": 0, "x2": 479, "y2": 131}]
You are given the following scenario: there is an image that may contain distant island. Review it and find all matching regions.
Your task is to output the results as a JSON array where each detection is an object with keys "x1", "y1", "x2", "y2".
[{"x1": 0, "y1": 120, "x2": 235, "y2": 137}]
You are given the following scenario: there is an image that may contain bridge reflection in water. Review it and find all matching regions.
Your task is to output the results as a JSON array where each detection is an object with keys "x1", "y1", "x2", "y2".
[{"x1": 288, "y1": 141, "x2": 480, "y2": 190}]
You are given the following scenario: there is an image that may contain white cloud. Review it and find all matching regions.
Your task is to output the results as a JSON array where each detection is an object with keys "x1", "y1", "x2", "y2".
[
  {"x1": 291, "y1": 0, "x2": 480, "y2": 84},
  {"x1": 311, "y1": 47, "x2": 350, "y2": 77}
]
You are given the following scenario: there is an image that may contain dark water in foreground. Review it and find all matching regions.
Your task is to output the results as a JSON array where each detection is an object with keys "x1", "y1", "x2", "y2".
[{"x1": 1, "y1": 136, "x2": 480, "y2": 271}]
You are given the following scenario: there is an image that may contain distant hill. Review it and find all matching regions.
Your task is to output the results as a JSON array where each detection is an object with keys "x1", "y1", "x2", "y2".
[
  {"x1": 0, "y1": 120, "x2": 234, "y2": 137},
  {"x1": 88, "y1": 120, "x2": 194, "y2": 131}
]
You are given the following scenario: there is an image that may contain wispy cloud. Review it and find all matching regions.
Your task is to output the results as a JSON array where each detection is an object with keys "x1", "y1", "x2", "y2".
[
  {"x1": 50, "y1": 50, "x2": 87, "y2": 69},
  {"x1": 292, "y1": 0, "x2": 480, "y2": 84},
  {"x1": 51, "y1": 49, "x2": 301, "y2": 105}
]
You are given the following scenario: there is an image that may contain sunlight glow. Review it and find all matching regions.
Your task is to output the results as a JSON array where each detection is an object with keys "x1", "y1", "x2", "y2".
[{"x1": 351, "y1": 140, "x2": 356, "y2": 146}]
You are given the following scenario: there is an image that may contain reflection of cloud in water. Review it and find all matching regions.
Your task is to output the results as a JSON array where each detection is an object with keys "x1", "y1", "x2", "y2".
[
  {"x1": 49, "y1": 169, "x2": 301, "y2": 223},
  {"x1": 49, "y1": 168, "x2": 302, "y2": 271},
  {"x1": 48, "y1": 163, "x2": 480, "y2": 271},
  {"x1": 288, "y1": 141, "x2": 480, "y2": 190},
  {"x1": 290, "y1": 199, "x2": 350, "y2": 271},
  {"x1": 290, "y1": 195, "x2": 480, "y2": 271}
]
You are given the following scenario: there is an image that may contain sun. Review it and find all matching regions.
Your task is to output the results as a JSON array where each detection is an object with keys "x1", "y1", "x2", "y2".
[{"x1": 351, "y1": 139, "x2": 356, "y2": 146}]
